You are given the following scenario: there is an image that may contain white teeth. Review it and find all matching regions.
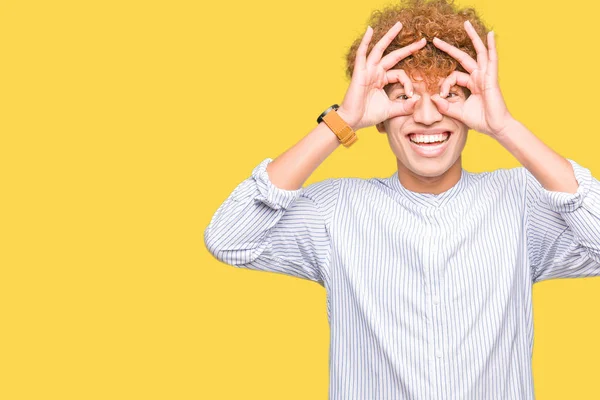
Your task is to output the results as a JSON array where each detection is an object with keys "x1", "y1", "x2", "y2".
[{"x1": 409, "y1": 132, "x2": 449, "y2": 143}]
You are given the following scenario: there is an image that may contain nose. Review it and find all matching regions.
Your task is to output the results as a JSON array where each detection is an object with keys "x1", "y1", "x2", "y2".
[{"x1": 412, "y1": 93, "x2": 443, "y2": 125}]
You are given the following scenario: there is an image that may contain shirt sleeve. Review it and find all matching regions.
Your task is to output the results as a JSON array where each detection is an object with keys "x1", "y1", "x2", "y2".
[
  {"x1": 204, "y1": 157, "x2": 339, "y2": 285},
  {"x1": 524, "y1": 158, "x2": 600, "y2": 283}
]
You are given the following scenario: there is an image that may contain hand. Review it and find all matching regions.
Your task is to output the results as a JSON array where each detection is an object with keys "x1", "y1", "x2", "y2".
[
  {"x1": 337, "y1": 22, "x2": 427, "y2": 131},
  {"x1": 429, "y1": 20, "x2": 514, "y2": 138}
]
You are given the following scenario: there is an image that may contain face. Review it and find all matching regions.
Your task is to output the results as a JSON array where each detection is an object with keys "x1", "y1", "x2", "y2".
[{"x1": 376, "y1": 74, "x2": 469, "y2": 187}]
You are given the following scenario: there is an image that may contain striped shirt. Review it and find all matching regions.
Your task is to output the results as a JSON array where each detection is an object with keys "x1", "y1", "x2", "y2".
[{"x1": 204, "y1": 157, "x2": 600, "y2": 399}]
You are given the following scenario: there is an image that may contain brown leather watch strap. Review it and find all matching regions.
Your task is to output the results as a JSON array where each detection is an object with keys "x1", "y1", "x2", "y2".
[{"x1": 322, "y1": 110, "x2": 358, "y2": 148}]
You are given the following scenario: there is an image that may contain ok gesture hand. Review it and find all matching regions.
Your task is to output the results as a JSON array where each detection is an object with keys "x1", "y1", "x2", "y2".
[
  {"x1": 430, "y1": 21, "x2": 514, "y2": 138},
  {"x1": 338, "y1": 22, "x2": 427, "y2": 131}
]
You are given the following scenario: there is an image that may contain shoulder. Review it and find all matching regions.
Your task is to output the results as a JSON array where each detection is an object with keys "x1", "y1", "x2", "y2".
[
  {"x1": 465, "y1": 166, "x2": 528, "y2": 211},
  {"x1": 299, "y1": 178, "x2": 342, "y2": 227},
  {"x1": 303, "y1": 175, "x2": 385, "y2": 198},
  {"x1": 469, "y1": 165, "x2": 526, "y2": 189},
  {"x1": 301, "y1": 175, "x2": 391, "y2": 221}
]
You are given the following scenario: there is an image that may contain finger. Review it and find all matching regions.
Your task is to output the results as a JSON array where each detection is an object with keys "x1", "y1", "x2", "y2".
[
  {"x1": 432, "y1": 37, "x2": 477, "y2": 73},
  {"x1": 430, "y1": 94, "x2": 463, "y2": 121},
  {"x1": 486, "y1": 31, "x2": 498, "y2": 82},
  {"x1": 366, "y1": 21, "x2": 403, "y2": 67},
  {"x1": 464, "y1": 20, "x2": 488, "y2": 70},
  {"x1": 439, "y1": 70, "x2": 470, "y2": 97},
  {"x1": 354, "y1": 25, "x2": 374, "y2": 73},
  {"x1": 388, "y1": 94, "x2": 421, "y2": 117},
  {"x1": 379, "y1": 38, "x2": 427, "y2": 71},
  {"x1": 385, "y1": 68, "x2": 414, "y2": 97}
]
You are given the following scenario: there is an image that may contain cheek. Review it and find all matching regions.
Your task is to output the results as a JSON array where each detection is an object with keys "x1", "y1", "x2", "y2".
[{"x1": 387, "y1": 116, "x2": 410, "y2": 130}]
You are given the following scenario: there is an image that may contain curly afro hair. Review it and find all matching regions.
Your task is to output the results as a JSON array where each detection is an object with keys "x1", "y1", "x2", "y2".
[{"x1": 345, "y1": 0, "x2": 492, "y2": 95}]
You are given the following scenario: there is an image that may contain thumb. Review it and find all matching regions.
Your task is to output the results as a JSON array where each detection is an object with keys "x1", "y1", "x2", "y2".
[{"x1": 388, "y1": 94, "x2": 420, "y2": 118}]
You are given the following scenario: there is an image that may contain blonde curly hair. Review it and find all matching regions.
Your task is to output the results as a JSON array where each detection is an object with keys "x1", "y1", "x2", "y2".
[{"x1": 345, "y1": 0, "x2": 493, "y2": 95}]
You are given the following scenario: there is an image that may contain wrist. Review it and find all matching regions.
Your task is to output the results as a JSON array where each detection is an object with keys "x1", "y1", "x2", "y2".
[
  {"x1": 495, "y1": 116, "x2": 520, "y2": 140},
  {"x1": 336, "y1": 107, "x2": 360, "y2": 131}
]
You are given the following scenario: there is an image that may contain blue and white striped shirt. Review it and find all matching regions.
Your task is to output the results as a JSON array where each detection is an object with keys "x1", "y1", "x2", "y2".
[{"x1": 204, "y1": 157, "x2": 600, "y2": 399}]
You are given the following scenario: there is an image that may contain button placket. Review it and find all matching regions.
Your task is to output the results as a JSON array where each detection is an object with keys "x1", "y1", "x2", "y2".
[{"x1": 430, "y1": 210, "x2": 444, "y2": 363}]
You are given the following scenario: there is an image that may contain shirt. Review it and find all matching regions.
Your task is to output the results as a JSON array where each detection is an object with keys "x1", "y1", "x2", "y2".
[{"x1": 204, "y1": 157, "x2": 600, "y2": 399}]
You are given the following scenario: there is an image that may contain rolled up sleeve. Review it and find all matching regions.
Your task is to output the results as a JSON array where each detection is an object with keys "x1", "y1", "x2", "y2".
[
  {"x1": 525, "y1": 159, "x2": 600, "y2": 283},
  {"x1": 204, "y1": 157, "x2": 339, "y2": 285}
]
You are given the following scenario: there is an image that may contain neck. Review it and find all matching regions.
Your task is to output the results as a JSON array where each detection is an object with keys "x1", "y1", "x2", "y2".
[{"x1": 397, "y1": 158, "x2": 463, "y2": 195}]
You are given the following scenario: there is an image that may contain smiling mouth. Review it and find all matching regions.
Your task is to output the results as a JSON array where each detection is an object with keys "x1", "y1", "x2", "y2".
[{"x1": 408, "y1": 131, "x2": 452, "y2": 146}]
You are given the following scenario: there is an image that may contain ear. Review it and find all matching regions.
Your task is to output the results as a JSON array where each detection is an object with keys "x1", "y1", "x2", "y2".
[{"x1": 376, "y1": 122, "x2": 387, "y2": 134}]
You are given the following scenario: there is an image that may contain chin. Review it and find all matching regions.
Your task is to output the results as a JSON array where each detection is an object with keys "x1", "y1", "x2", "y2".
[
  {"x1": 399, "y1": 152, "x2": 460, "y2": 178},
  {"x1": 410, "y1": 164, "x2": 451, "y2": 178}
]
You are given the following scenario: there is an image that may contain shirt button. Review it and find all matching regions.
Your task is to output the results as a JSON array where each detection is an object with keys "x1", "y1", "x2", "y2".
[
  {"x1": 436, "y1": 350, "x2": 442, "y2": 358},
  {"x1": 433, "y1": 296, "x2": 440, "y2": 305}
]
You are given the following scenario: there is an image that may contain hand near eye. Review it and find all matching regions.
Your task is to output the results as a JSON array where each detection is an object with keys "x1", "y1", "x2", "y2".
[
  {"x1": 430, "y1": 21, "x2": 514, "y2": 138},
  {"x1": 337, "y1": 22, "x2": 427, "y2": 131}
]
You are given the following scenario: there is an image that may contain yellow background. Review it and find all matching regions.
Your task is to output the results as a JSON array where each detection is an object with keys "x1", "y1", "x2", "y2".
[{"x1": 1, "y1": 0, "x2": 599, "y2": 398}]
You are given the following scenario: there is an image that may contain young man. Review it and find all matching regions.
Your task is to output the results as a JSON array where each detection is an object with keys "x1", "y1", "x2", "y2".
[{"x1": 204, "y1": 0, "x2": 600, "y2": 398}]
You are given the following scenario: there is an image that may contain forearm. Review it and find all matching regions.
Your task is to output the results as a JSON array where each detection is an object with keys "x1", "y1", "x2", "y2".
[
  {"x1": 496, "y1": 118, "x2": 579, "y2": 194},
  {"x1": 266, "y1": 113, "x2": 353, "y2": 190}
]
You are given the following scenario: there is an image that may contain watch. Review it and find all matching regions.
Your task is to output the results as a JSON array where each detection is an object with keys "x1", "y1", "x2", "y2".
[{"x1": 316, "y1": 104, "x2": 358, "y2": 148}]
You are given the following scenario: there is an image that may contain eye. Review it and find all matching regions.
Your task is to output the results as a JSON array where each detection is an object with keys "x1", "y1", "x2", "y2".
[
  {"x1": 446, "y1": 91, "x2": 459, "y2": 99},
  {"x1": 395, "y1": 94, "x2": 409, "y2": 100}
]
